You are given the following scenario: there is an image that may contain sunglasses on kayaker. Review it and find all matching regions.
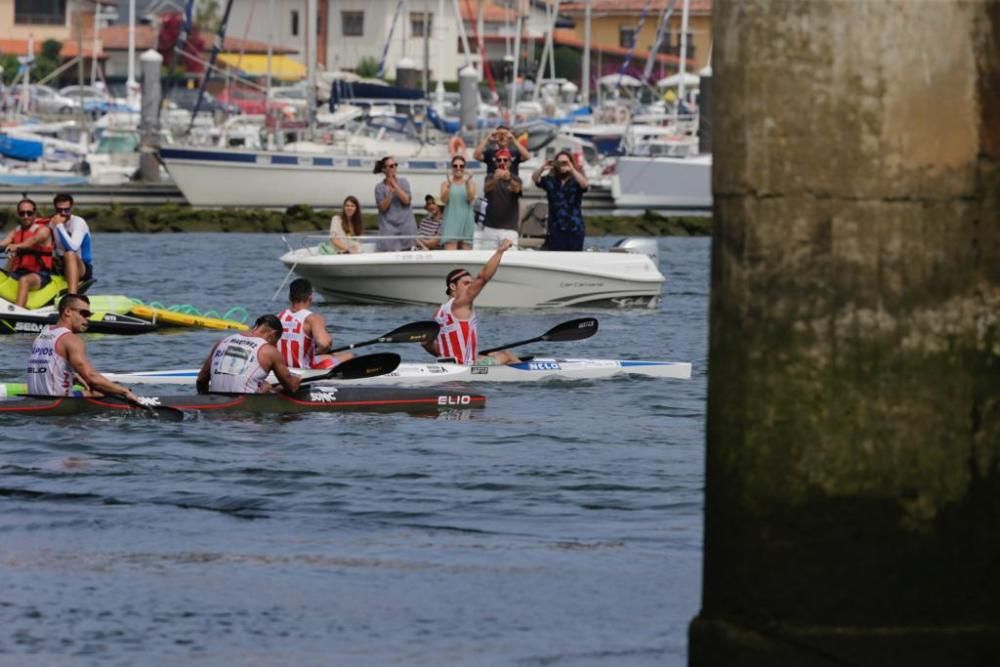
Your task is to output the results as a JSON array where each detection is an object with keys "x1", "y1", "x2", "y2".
[{"x1": 69, "y1": 307, "x2": 93, "y2": 318}]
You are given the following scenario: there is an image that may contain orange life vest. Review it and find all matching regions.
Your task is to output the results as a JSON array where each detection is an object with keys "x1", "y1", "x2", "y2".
[{"x1": 12, "y1": 224, "x2": 53, "y2": 273}]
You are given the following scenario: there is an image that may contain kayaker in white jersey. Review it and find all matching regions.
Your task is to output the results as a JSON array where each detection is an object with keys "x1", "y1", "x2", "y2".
[
  {"x1": 196, "y1": 314, "x2": 302, "y2": 394},
  {"x1": 422, "y1": 239, "x2": 520, "y2": 366},
  {"x1": 276, "y1": 278, "x2": 354, "y2": 369},
  {"x1": 26, "y1": 293, "x2": 140, "y2": 400}
]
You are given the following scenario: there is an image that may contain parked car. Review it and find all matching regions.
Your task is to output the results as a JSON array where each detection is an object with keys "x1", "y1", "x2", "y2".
[
  {"x1": 214, "y1": 87, "x2": 267, "y2": 115},
  {"x1": 167, "y1": 87, "x2": 238, "y2": 115},
  {"x1": 31, "y1": 84, "x2": 79, "y2": 114}
]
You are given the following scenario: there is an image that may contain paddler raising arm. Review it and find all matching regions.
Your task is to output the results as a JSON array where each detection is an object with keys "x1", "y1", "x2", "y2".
[
  {"x1": 196, "y1": 314, "x2": 302, "y2": 394},
  {"x1": 26, "y1": 294, "x2": 139, "y2": 401},
  {"x1": 422, "y1": 239, "x2": 520, "y2": 366}
]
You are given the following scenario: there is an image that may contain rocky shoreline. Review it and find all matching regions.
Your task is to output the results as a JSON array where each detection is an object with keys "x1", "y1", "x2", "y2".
[{"x1": 0, "y1": 204, "x2": 711, "y2": 236}]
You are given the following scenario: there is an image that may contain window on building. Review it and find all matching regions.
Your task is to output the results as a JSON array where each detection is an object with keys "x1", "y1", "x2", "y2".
[
  {"x1": 657, "y1": 33, "x2": 673, "y2": 54},
  {"x1": 291, "y1": 10, "x2": 299, "y2": 37},
  {"x1": 410, "y1": 13, "x2": 432, "y2": 38},
  {"x1": 14, "y1": 0, "x2": 66, "y2": 25},
  {"x1": 342, "y1": 11, "x2": 364, "y2": 37},
  {"x1": 619, "y1": 27, "x2": 636, "y2": 49}
]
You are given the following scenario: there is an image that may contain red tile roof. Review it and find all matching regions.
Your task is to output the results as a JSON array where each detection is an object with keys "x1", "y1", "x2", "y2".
[
  {"x1": 0, "y1": 39, "x2": 104, "y2": 59},
  {"x1": 98, "y1": 25, "x2": 297, "y2": 55},
  {"x1": 560, "y1": 0, "x2": 712, "y2": 14},
  {"x1": 458, "y1": 0, "x2": 517, "y2": 23},
  {"x1": 550, "y1": 28, "x2": 692, "y2": 66}
]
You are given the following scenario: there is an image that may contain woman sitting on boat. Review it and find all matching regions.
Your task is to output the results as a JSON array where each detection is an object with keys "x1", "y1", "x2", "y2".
[
  {"x1": 416, "y1": 195, "x2": 444, "y2": 249},
  {"x1": 439, "y1": 155, "x2": 476, "y2": 250},
  {"x1": 329, "y1": 195, "x2": 363, "y2": 254}
]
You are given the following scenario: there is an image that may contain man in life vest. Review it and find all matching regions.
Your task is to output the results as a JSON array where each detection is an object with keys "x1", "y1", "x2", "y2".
[
  {"x1": 26, "y1": 293, "x2": 139, "y2": 400},
  {"x1": 276, "y1": 278, "x2": 354, "y2": 369},
  {"x1": 422, "y1": 239, "x2": 520, "y2": 366},
  {"x1": 49, "y1": 193, "x2": 93, "y2": 295},
  {"x1": 1, "y1": 198, "x2": 54, "y2": 307},
  {"x1": 196, "y1": 314, "x2": 302, "y2": 394}
]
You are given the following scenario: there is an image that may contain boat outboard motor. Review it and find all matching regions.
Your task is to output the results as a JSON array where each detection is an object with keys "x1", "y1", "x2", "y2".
[{"x1": 612, "y1": 238, "x2": 660, "y2": 267}]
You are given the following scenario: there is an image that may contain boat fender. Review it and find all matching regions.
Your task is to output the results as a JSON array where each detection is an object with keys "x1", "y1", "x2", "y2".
[{"x1": 448, "y1": 135, "x2": 467, "y2": 158}]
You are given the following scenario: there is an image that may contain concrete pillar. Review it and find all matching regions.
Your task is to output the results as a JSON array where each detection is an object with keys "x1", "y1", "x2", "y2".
[
  {"x1": 459, "y1": 65, "x2": 480, "y2": 131},
  {"x1": 139, "y1": 49, "x2": 162, "y2": 183},
  {"x1": 690, "y1": 1, "x2": 1000, "y2": 665}
]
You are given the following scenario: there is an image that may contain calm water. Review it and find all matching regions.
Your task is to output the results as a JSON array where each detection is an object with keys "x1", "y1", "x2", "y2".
[{"x1": 0, "y1": 233, "x2": 709, "y2": 666}]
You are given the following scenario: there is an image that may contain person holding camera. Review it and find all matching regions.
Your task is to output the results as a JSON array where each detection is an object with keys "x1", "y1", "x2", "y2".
[
  {"x1": 473, "y1": 125, "x2": 530, "y2": 178},
  {"x1": 482, "y1": 149, "x2": 522, "y2": 248},
  {"x1": 532, "y1": 150, "x2": 589, "y2": 252}
]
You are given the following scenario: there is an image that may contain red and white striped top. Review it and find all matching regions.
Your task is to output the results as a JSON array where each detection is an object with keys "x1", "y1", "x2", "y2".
[
  {"x1": 432, "y1": 298, "x2": 478, "y2": 365},
  {"x1": 277, "y1": 308, "x2": 316, "y2": 369}
]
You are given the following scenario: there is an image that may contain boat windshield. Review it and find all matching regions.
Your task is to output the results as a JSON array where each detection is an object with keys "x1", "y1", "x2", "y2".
[{"x1": 96, "y1": 133, "x2": 139, "y2": 155}]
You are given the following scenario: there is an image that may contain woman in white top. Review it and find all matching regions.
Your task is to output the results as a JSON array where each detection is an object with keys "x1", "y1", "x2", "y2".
[{"x1": 329, "y1": 195, "x2": 364, "y2": 254}]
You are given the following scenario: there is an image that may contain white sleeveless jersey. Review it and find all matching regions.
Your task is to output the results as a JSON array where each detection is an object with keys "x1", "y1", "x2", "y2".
[
  {"x1": 432, "y1": 298, "x2": 479, "y2": 365},
  {"x1": 208, "y1": 333, "x2": 270, "y2": 393},
  {"x1": 277, "y1": 308, "x2": 316, "y2": 368},
  {"x1": 27, "y1": 326, "x2": 74, "y2": 396}
]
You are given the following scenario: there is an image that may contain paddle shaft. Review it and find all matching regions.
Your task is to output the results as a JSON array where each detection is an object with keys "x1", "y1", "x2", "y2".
[
  {"x1": 479, "y1": 318, "x2": 599, "y2": 355},
  {"x1": 326, "y1": 321, "x2": 439, "y2": 354}
]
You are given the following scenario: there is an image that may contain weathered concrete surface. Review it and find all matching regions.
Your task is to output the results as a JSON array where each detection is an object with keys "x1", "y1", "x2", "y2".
[{"x1": 690, "y1": 1, "x2": 999, "y2": 665}]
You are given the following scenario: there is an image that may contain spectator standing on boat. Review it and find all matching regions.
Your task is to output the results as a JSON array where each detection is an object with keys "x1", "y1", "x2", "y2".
[
  {"x1": 532, "y1": 150, "x2": 589, "y2": 251},
  {"x1": 373, "y1": 157, "x2": 418, "y2": 252},
  {"x1": 49, "y1": 193, "x2": 94, "y2": 294},
  {"x1": 439, "y1": 155, "x2": 476, "y2": 250},
  {"x1": 416, "y1": 195, "x2": 443, "y2": 249},
  {"x1": 482, "y1": 149, "x2": 522, "y2": 248},
  {"x1": 329, "y1": 195, "x2": 363, "y2": 254},
  {"x1": 196, "y1": 314, "x2": 302, "y2": 394},
  {"x1": 26, "y1": 293, "x2": 139, "y2": 401},
  {"x1": 422, "y1": 239, "x2": 519, "y2": 366},
  {"x1": 1, "y1": 198, "x2": 53, "y2": 307},
  {"x1": 473, "y1": 125, "x2": 530, "y2": 177},
  {"x1": 276, "y1": 278, "x2": 354, "y2": 370}
]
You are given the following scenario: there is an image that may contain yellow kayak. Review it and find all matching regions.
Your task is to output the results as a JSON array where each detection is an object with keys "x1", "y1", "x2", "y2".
[{"x1": 129, "y1": 305, "x2": 248, "y2": 331}]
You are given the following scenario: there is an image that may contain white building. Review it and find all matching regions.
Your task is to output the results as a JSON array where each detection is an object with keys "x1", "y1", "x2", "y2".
[{"x1": 224, "y1": 0, "x2": 558, "y2": 84}]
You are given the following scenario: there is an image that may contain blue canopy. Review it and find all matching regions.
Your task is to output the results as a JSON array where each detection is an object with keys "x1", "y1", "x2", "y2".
[{"x1": 0, "y1": 134, "x2": 44, "y2": 162}]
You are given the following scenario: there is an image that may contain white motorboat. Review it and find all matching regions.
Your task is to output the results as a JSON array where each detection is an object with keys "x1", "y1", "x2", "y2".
[
  {"x1": 278, "y1": 237, "x2": 665, "y2": 309},
  {"x1": 91, "y1": 358, "x2": 692, "y2": 387}
]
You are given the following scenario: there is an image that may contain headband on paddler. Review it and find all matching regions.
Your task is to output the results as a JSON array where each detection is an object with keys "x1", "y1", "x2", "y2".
[{"x1": 445, "y1": 269, "x2": 471, "y2": 294}]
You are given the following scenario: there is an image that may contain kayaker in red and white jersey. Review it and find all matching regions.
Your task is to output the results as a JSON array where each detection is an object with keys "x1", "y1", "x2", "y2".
[
  {"x1": 423, "y1": 239, "x2": 520, "y2": 366},
  {"x1": 1, "y1": 197, "x2": 54, "y2": 307},
  {"x1": 196, "y1": 314, "x2": 302, "y2": 394},
  {"x1": 26, "y1": 293, "x2": 139, "y2": 400},
  {"x1": 276, "y1": 278, "x2": 354, "y2": 369}
]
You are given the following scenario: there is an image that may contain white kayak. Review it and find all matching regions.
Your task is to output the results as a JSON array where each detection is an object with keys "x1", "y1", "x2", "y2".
[{"x1": 104, "y1": 358, "x2": 693, "y2": 386}]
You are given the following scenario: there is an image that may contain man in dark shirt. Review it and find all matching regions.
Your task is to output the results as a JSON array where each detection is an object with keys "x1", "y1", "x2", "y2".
[
  {"x1": 531, "y1": 150, "x2": 589, "y2": 251},
  {"x1": 482, "y1": 149, "x2": 522, "y2": 248}
]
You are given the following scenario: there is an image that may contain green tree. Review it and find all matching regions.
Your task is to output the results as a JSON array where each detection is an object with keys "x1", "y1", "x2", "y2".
[
  {"x1": 196, "y1": 0, "x2": 221, "y2": 33},
  {"x1": 30, "y1": 39, "x2": 62, "y2": 82},
  {"x1": 552, "y1": 46, "x2": 582, "y2": 84},
  {"x1": 0, "y1": 54, "x2": 18, "y2": 84},
  {"x1": 355, "y1": 56, "x2": 380, "y2": 79}
]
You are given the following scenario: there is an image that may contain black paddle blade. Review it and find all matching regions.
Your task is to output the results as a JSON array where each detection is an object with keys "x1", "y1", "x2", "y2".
[
  {"x1": 378, "y1": 321, "x2": 440, "y2": 345},
  {"x1": 542, "y1": 317, "x2": 599, "y2": 342},
  {"x1": 117, "y1": 394, "x2": 186, "y2": 421},
  {"x1": 306, "y1": 352, "x2": 402, "y2": 383}
]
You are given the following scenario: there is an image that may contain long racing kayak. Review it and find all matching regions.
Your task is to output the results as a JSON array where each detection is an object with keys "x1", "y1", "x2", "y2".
[
  {"x1": 96, "y1": 358, "x2": 693, "y2": 386},
  {"x1": 0, "y1": 387, "x2": 485, "y2": 416}
]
